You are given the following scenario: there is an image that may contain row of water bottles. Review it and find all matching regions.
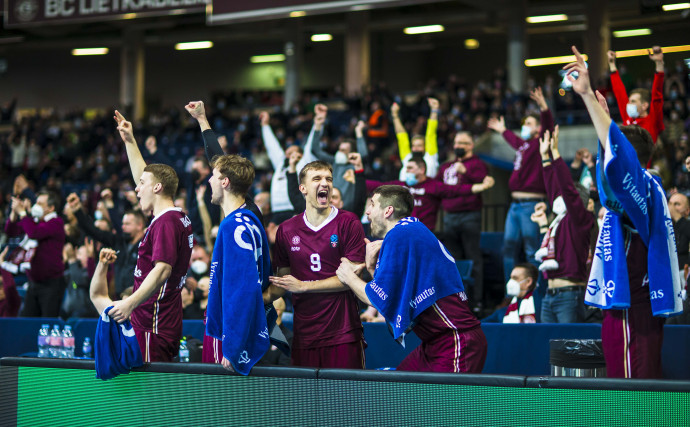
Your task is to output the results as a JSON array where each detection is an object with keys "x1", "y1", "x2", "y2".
[{"x1": 37, "y1": 324, "x2": 91, "y2": 358}]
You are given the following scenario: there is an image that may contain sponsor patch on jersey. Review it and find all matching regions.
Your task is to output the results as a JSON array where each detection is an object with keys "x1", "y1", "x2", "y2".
[{"x1": 330, "y1": 234, "x2": 339, "y2": 248}]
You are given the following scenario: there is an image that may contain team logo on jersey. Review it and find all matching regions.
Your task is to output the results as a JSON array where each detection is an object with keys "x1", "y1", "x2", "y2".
[
  {"x1": 292, "y1": 236, "x2": 300, "y2": 245},
  {"x1": 330, "y1": 234, "x2": 339, "y2": 248}
]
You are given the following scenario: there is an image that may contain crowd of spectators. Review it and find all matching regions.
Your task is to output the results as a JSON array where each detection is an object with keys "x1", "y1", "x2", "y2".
[{"x1": 0, "y1": 56, "x2": 689, "y2": 324}]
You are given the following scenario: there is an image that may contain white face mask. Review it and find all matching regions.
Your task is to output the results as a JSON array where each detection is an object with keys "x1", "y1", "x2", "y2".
[
  {"x1": 334, "y1": 151, "x2": 348, "y2": 165},
  {"x1": 626, "y1": 103, "x2": 640, "y2": 119},
  {"x1": 30, "y1": 204, "x2": 44, "y2": 220},
  {"x1": 94, "y1": 210, "x2": 103, "y2": 220},
  {"x1": 520, "y1": 125, "x2": 534, "y2": 140},
  {"x1": 190, "y1": 260, "x2": 208, "y2": 275},
  {"x1": 552, "y1": 196, "x2": 566, "y2": 216},
  {"x1": 506, "y1": 279, "x2": 522, "y2": 297}
]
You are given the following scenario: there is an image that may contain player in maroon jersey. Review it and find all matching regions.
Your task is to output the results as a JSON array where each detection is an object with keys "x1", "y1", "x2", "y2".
[
  {"x1": 264, "y1": 160, "x2": 367, "y2": 369},
  {"x1": 108, "y1": 111, "x2": 194, "y2": 362},
  {"x1": 337, "y1": 185, "x2": 487, "y2": 373}
]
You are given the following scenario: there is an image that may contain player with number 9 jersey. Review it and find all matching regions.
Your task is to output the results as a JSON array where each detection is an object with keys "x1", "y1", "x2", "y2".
[{"x1": 274, "y1": 207, "x2": 366, "y2": 367}]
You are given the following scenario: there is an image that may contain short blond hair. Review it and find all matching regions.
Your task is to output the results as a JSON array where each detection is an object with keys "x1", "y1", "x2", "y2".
[
  {"x1": 298, "y1": 160, "x2": 333, "y2": 185},
  {"x1": 144, "y1": 164, "x2": 178, "y2": 199}
]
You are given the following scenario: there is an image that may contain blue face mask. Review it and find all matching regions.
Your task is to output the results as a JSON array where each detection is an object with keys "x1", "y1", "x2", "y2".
[
  {"x1": 404, "y1": 172, "x2": 418, "y2": 186},
  {"x1": 520, "y1": 125, "x2": 533, "y2": 140}
]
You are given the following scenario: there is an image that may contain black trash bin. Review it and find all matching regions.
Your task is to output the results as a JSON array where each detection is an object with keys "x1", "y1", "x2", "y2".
[{"x1": 549, "y1": 339, "x2": 606, "y2": 377}]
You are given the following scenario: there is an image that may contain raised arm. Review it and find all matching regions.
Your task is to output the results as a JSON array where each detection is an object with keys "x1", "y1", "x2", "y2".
[
  {"x1": 425, "y1": 98, "x2": 440, "y2": 156},
  {"x1": 90, "y1": 248, "x2": 117, "y2": 315},
  {"x1": 286, "y1": 150, "x2": 306, "y2": 213},
  {"x1": 649, "y1": 46, "x2": 665, "y2": 136},
  {"x1": 260, "y1": 111, "x2": 285, "y2": 170},
  {"x1": 565, "y1": 46, "x2": 613, "y2": 147},
  {"x1": 354, "y1": 120, "x2": 369, "y2": 161},
  {"x1": 391, "y1": 103, "x2": 410, "y2": 159},
  {"x1": 185, "y1": 101, "x2": 225, "y2": 160},
  {"x1": 115, "y1": 110, "x2": 147, "y2": 183},
  {"x1": 607, "y1": 50, "x2": 630, "y2": 120},
  {"x1": 310, "y1": 104, "x2": 334, "y2": 163},
  {"x1": 348, "y1": 152, "x2": 368, "y2": 217},
  {"x1": 488, "y1": 115, "x2": 524, "y2": 150}
]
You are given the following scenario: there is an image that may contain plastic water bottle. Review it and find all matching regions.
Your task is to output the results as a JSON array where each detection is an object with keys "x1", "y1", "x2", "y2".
[
  {"x1": 82, "y1": 337, "x2": 93, "y2": 359},
  {"x1": 178, "y1": 339, "x2": 189, "y2": 363},
  {"x1": 37, "y1": 324, "x2": 49, "y2": 358},
  {"x1": 49, "y1": 325, "x2": 62, "y2": 358},
  {"x1": 62, "y1": 325, "x2": 75, "y2": 358}
]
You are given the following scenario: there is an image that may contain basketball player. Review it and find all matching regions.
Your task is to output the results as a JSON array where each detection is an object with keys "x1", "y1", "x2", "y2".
[
  {"x1": 265, "y1": 160, "x2": 367, "y2": 369},
  {"x1": 108, "y1": 111, "x2": 194, "y2": 363}
]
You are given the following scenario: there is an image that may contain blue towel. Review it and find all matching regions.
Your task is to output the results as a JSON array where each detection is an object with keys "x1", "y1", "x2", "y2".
[
  {"x1": 95, "y1": 306, "x2": 143, "y2": 380},
  {"x1": 365, "y1": 217, "x2": 466, "y2": 346},
  {"x1": 206, "y1": 209, "x2": 276, "y2": 375},
  {"x1": 586, "y1": 122, "x2": 683, "y2": 316}
]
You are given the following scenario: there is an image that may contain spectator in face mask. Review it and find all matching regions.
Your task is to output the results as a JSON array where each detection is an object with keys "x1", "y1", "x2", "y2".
[
  {"x1": 8, "y1": 191, "x2": 66, "y2": 317},
  {"x1": 188, "y1": 246, "x2": 210, "y2": 281},
  {"x1": 487, "y1": 87, "x2": 554, "y2": 284},
  {"x1": 607, "y1": 46, "x2": 665, "y2": 143},
  {"x1": 392, "y1": 98, "x2": 440, "y2": 181},
  {"x1": 437, "y1": 131, "x2": 489, "y2": 311},
  {"x1": 482, "y1": 264, "x2": 540, "y2": 323}
]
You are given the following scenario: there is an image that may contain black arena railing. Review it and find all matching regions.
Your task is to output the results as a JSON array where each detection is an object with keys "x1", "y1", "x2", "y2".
[{"x1": 2, "y1": 357, "x2": 689, "y2": 427}]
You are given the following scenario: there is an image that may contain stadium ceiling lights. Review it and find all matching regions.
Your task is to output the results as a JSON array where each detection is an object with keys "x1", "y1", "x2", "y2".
[
  {"x1": 403, "y1": 25, "x2": 444, "y2": 35},
  {"x1": 175, "y1": 41, "x2": 213, "y2": 50},
  {"x1": 250, "y1": 54, "x2": 286, "y2": 63},
  {"x1": 72, "y1": 48, "x2": 108, "y2": 56},
  {"x1": 464, "y1": 39, "x2": 479, "y2": 49},
  {"x1": 614, "y1": 44, "x2": 690, "y2": 58},
  {"x1": 525, "y1": 14, "x2": 568, "y2": 24},
  {"x1": 524, "y1": 53, "x2": 589, "y2": 67},
  {"x1": 525, "y1": 44, "x2": 690, "y2": 67},
  {"x1": 662, "y1": 3, "x2": 690, "y2": 11},
  {"x1": 290, "y1": 11, "x2": 306, "y2": 17},
  {"x1": 613, "y1": 28, "x2": 652, "y2": 38},
  {"x1": 311, "y1": 34, "x2": 333, "y2": 42}
]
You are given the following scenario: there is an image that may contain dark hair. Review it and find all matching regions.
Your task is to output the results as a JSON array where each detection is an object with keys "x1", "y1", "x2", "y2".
[
  {"x1": 298, "y1": 160, "x2": 333, "y2": 185},
  {"x1": 124, "y1": 209, "x2": 147, "y2": 226},
  {"x1": 408, "y1": 157, "x2": 427, "y2": 173},
  {"x1": 193, "y1": 156, "x2": 211, "y2": 172},
  {"x1": 372, "y1": 185, "x2": 414, "y2": 220},
  {"x1": 210, "y1": 154, "x2": 255, "y2": 196},
  {"x1": 144, "y1": 164, "x2": 179, "y2": 200},
  {"x1": 620, "y1": 125, "x2": 654, "y2": 168},
  {"x1": 339, "y1": 139, "x2": 356, "y2": 153},
  {"x1": 38, "y1": 190, "x2": 60, "y2": 212},
  {"x1": 630, "y1": 88, "x2": 651, "y2": 105},
  {"x1": 515, "y1": 263, "x2": 538, "y2": 292}
]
